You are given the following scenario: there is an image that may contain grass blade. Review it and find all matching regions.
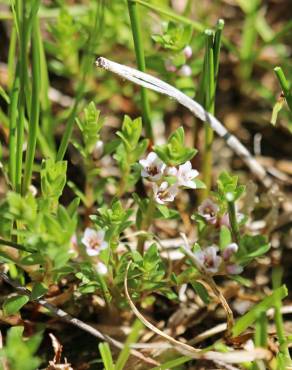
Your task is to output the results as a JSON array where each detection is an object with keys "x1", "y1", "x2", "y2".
[
  {"x1": 232, "y1": 285, "x2": 288, "y2": 337},
  {"x1": 22, "y1": 16, "x2": 41, "y2": 194},
  {"x1": 127, "y1": 0, "x2": 153, "y2": 140}
]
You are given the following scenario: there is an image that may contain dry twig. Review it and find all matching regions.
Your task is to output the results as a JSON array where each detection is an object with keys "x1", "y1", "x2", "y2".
[
  {"x1": 96, "y1": 57, "x2": 273, "y2": 188},
  {"x1": 0, "y1": 271, "x2": 158, "y2": 367}
]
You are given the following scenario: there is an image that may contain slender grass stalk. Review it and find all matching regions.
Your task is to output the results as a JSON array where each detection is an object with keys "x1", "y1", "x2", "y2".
[
  {"x1": 201, "y1": 30, "x2": 215, "y2": 199},
  {"x1": 56, "y1": 1, "x2": 104, "y2": 161},
  {"x1": 8, "y1": 25, "x2": 17, "y2": 90},
  {"x1": 253, "y1": 311, "x2": 267, "y2": 370},
  {"x1": 254, "y1": 312, "x2": 268, "y2": 347},
  {"x1": 8, "y1": 70, "x2": 20, "y2": 189},
  {"x1": 239, "y1": 0, "x2": 260, "y2": 80},
  {"x1": 127, "y1": 0, "x2": 153, "y2": 140},
  {"x1": 272, "y1": 267, "x2": 292, "y2": 366},
  {"x1": 36, "y1": 19, "x2": 56, "y2": 155},
  {"x1": 22, "y1": 18, "x2": 40, "y2": 194},
  {"x1": 274, "y1": 66, "x2": 292, "y2": 112},
  {"x1": 213, "y1": 19, "x2": 224, "y2": 85},
  {"x1": 14, "y1": 0, "x2": 28, "y2": 193},
  {"x1": 137, "y1": 195, "x2": 156, "y2": 255},
  {"x1": 200, "y1": 21, "x2": 224, "y2": 199}
]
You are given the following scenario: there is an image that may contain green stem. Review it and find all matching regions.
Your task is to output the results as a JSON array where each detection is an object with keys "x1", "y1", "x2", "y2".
[
  {"x1": 8, "y1": 25, "x2": 17, "y2": 90},
  {"x1": 213, "y1": 19, "x2": 224, "y2": 85},
  {"x1": 239, "y1": 1, "x2": 260, "y2": 80},
  {"x1": 254, "y1": 311, "x2": 267, "y2": 347},
  {"x1": 201, "y1": 30, "x2": 215, "y2": 199},
  {"x1": 137, "y1": 195, "x2": 156, "y2": 255},
  {"x1": 227, "y1": 201, "x2": 240, "y2": 244},
  {"x1": 274, "y1": 66, "x2": 292, "y2": 112},
  {"x1": 15, "y1": 0, "x2": 28, "y2": 193},
  {"x1": 36, "y1": 18, "x2": 56, "y2": 155},
  {"x1": 8, "y1": 70, "x2": 20, "y2": 189},
  {"x1": 127, "y1": 0, "x2": 153, "y2": 141},
  {"x1": 272, "y1": 267, "x2": 292, "y2": 366},
  {"x1": 56, "y1": 2, "x2": 103, "y2": 161},
  {"x1": 22, "y1": 18, "x2": 40, "y2": 194}
]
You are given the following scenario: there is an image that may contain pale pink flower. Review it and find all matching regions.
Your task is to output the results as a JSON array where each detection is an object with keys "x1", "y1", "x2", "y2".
[
  {"x1": 198, "y1": 199, "x2": 219, "y2": 224},
  {"x1": 153, "y1": 181, "x2": 178, "y2": 205},
  {"x1": 194, "y1": 246, "x2": 222, "y2": 274},
  {"x1": 139, "y1": 152, "x2": 166, "y2": 181},
  {"x1": 219, "y1": 212, "x2": 230, "y2": 227},
  {"x1": 96, "y1": 261, "x2": 108, "y2": 275},
  {"x1": 226, "y1": 264, "x2": 243, "y2": 275},
  {"x1": 222, "y1": 243, "x2": 238, "y2": 261},
  {"x1": 183, "y1": 45, "x2": 192, "y2": 59},
  {"x1": 82, "y1": 228, "x2": 108, "y2": 257},
  {"x1": 176, "y1": 161, "x2": 199, "y2": 189}
]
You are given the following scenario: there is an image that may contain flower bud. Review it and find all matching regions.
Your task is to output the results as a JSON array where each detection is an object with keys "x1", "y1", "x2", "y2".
[
  {"x1": 183, "y1": 45, "x2": 192, "y2": 59},
  {"x1": 178, "y1": 65, "x2": 192, "y2": 77},
  {"x1": 92, "y1": 140, "x2": 104, "y2": 160}
]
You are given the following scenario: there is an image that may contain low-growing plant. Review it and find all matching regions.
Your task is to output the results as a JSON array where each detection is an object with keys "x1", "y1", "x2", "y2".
[{"x1": 0, "y1": 1, "x2": 291, "y2": 369}]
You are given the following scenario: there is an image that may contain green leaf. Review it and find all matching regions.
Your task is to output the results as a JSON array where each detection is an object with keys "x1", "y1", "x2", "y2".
[
  {"x1": 217, "y1": 171, "x2": 245, "y2": 202},
  {"x1": 194, "y1": 179, "x2": 206, "y2": 189},
  {"x1": 3, "y1": 295, "x2": 29, "y2": 315},
  {"x1": 154, "y1": 127, "x2": 197, "y2": 166},
  {"x1": 41, "y1": 158, "x2": 67, "y2": 201},
  {"x1": 7, "y1": 192, "x2": 37, "y2": 224},
  {"x1": 31, "y1": 283, "x2": 48, "y2": 300},
  {"x1": 220, "y1": 226, "x2": 232, "y2": 249},
  {"x1": 98, "y1": 343, "x2": 115, "y2": 370},
  {"x1": 192, "y1": 281, "x2": 210, "y2": 304},
  {"x1": 238, "y1": 235, "x2": 270, "y2": 264},
  {"x1": 1, "y1": 326, "x2": 42, "y2": 370},
  {"x1": 232, "y1": 285, "x2": 288, "y2": 337},
  {"x1": 115, "y1": 320, "x2": 143, "y2": 370}
]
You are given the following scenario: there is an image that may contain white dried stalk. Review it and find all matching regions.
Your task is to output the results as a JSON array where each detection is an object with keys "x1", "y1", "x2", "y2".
[{"x1": 96, "y1": 57, "x2": 272, "y2": 188}]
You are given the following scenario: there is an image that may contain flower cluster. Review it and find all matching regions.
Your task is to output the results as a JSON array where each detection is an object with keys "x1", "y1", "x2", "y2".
[
  {"x1": 139, "y1": 152, "x2": 199, "y2": 204},
  {"x1": 193, "y1": 243, "x2": 243, "y2": 275},
  {"x1": 81, "y1": 228, "x2": 108, "y2": 275}
]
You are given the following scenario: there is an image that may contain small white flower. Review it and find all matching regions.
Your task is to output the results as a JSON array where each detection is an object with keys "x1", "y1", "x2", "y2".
[
  {"x1": 153, "y1": 181, "x2": 178, "y2": 205},
  {"x1": 226, "y1": 264, "x2": 243, "y2": 275},
  {"x1": 139, "y1": 152, "x2": 166, "y2": 181},
  {"x1": 194, "y1": 245, "x2": 222, "y2": 274},
  {"x1": 176, "y1": 161, "x2": 199, "y2": 189},
  {"x1": 178, "y1": 65, "x2": 192, "y2": 77},
  {"x1": 92, "y1": 140, "x2": 104, "y2": 160},
  {"x1": 96, "y1": 261, "x2": 108, "y2": 275},
  {"x1": 198, "y1": 199, "x2": 219, "y2": 224},
  {"x1": 183, "y1": 45, "x2": 192, "y2": 59},
  {"x1": 222, "y1": 243, "x2": 238, "y2": 261},
  {"x1": 82, "y1": 228, "x2": 108, "y2": 257}
]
